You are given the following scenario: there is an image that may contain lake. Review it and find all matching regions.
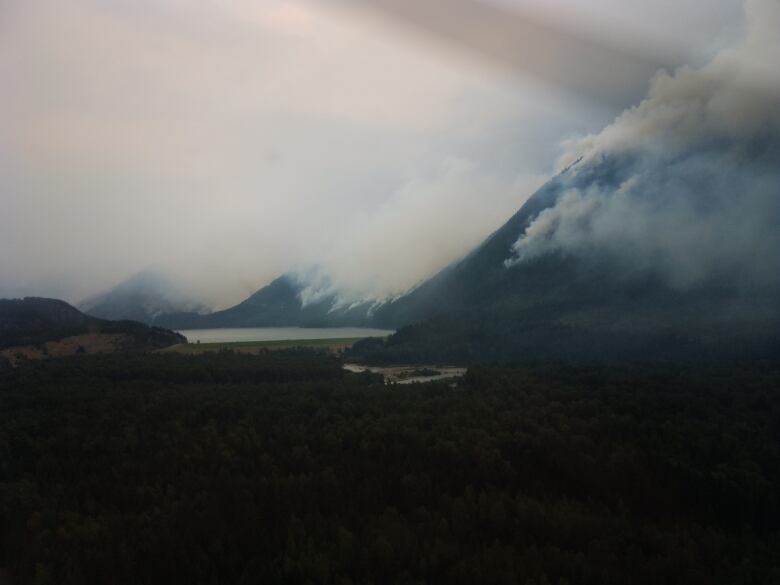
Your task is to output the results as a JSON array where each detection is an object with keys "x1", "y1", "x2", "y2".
[{"x1": 177, "y1": 327, "x2": 394, "y2": 344}]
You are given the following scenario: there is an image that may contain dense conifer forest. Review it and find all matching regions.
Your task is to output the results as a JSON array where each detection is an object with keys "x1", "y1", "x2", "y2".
[{"x1": 1, "y1": 351, "x2": 779, "y2": 584}]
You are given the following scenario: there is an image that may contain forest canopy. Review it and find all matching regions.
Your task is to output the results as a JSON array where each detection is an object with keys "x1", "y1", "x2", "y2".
[{"x1": 1, "y1": 350, "x2": 779, "y2": 584}]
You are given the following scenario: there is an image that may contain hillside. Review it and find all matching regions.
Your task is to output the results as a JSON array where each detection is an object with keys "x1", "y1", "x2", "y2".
[{"x1": 0, "y1": 297, "x2": 186, "y2": 364}]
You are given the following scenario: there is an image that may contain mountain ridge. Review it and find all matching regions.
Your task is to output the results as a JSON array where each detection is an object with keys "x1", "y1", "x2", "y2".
[{"x1": 349, "y1": 149, "x2": 780, "y2": 364}]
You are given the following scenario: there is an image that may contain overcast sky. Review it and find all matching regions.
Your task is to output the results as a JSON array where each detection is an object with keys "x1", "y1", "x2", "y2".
[{"x1": 1, "y1": 0, "x2": 745, "y2": 308}]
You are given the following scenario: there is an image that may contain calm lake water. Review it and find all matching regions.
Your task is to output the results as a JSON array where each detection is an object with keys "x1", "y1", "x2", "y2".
[{"x1": 177, "y1": 327, "x2": 394, "y2": 344}]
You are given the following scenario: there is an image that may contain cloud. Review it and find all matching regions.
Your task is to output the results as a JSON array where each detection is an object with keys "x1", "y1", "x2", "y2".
[{"x1": 507, "y1": 0, "x2": 780, "y2": 289}]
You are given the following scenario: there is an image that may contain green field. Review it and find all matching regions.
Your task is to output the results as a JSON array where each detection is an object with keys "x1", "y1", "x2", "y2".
[{"x1": 163, "y1": 337, "x2": 368, "y2": 354}]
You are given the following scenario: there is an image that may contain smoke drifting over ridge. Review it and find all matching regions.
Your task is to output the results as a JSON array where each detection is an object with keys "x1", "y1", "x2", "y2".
[
  {"x1": 0, "y1": 0, "x2": 751, "y2": 308},
  {"x1": 0, "y1": 0, "x2": 600, "y2": 307},
  {"x1": 507, "y1": 0, "x2": 780, "y2": 289},
  {"x1": 297, "y1": 162, "x2": 545, "y2": 306}
]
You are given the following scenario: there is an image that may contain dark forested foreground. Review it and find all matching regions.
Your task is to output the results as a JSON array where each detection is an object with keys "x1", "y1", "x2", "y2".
[{"x1": 1, "y1": 351, "x2": 780, "y2": 584}]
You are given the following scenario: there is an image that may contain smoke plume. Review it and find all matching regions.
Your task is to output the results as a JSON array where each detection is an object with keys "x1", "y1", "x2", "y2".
[{"x1": 507, "y1": 0, "x2": 780, "y2": 290}]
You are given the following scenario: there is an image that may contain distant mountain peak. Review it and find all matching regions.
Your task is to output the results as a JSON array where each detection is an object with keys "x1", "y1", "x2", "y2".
[{"x1": 79, "y1": 269, "x2": 210, "y2": 325}]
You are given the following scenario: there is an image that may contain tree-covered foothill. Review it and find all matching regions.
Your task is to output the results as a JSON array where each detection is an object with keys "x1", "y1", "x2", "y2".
[
  {"x1": 0, "y1": 297, "x2": 185, "y2": 351},
  {"x1": 1, "y1": 351, "x2": 779, "y2": 584}
]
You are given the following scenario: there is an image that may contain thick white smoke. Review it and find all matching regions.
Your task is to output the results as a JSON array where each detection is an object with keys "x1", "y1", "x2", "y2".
[{"x1": 507, "y1": 0, "x2": 780, "y2": 289}]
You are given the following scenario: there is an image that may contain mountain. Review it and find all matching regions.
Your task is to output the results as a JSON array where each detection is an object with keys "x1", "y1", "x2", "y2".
[
  {"x1": 79, "y1": 270, "x2": 209, "y2": 325},
  {"x1": 159, "y1": 43, "x2": 780, "y2": 362},
  {"x1": 157, "y1": 147, "x2": 780, "y2": 366},
  {"x1": 156, "y1": 274, "x2": 374, "y2": 330},
  {"x1": 157, "y1": 160, "x2": 703, "y2": 335},
  {"x1": 349, "y1": 151, "x2": 780, "y2": 364},
  {"x1": 367, "y1": 155, "x2": 691, "y2": 327},
  {"x1": 0, "y1": 297, "x2": 186, "y2": 363},
  {"x1": 369, "y1": 164, "x2": 579, "y2": 328},
  {"x1": 349, "y1": 17, "x2": 780, "y2": 365},
  {"x1": 360, "y1": 5, "x2": 780, "y2": 366}
]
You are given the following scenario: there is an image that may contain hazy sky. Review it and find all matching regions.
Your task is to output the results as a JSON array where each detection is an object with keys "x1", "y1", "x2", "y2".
[{"x1": 1, "y1": 0, "x2": 745, "y2": 307}]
